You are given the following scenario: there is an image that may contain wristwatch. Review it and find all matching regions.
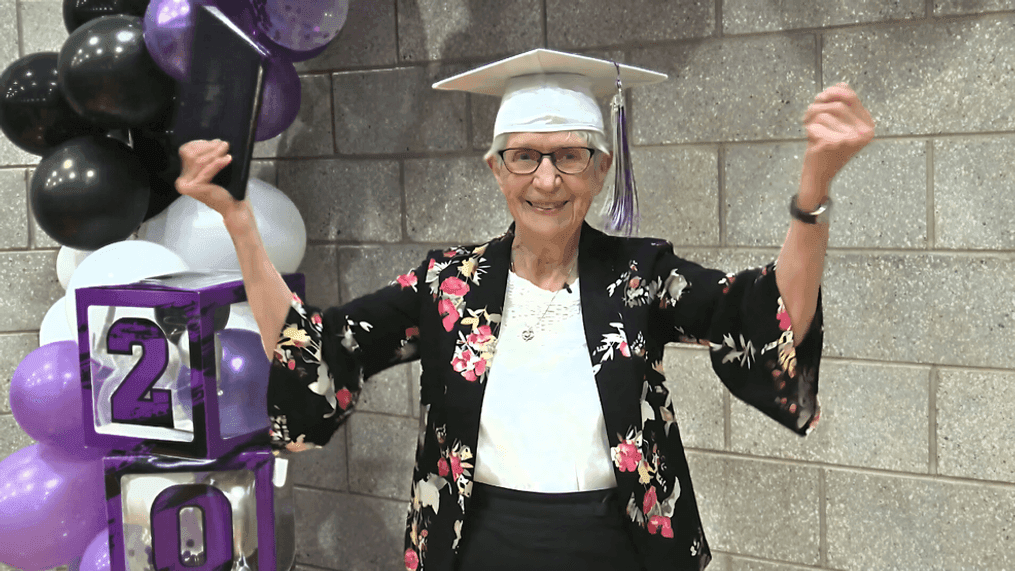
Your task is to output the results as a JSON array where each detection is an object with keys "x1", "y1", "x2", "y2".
[{"x1": 789, "y1": 194, "x2": 833, "y2": 225}]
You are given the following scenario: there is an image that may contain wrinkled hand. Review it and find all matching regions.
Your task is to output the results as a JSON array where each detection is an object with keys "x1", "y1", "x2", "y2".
[
  {"x1": 802, "y1": 83, "x2": 875, "y2": 190},
  {"x1": 175, "y1": 139, "x2": 238, "y2": 215}
]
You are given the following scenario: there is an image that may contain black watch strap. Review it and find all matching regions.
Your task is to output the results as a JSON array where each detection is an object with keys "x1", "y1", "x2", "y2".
[{"x1": 789, "y1": 194, "x2": 832, "y2": 225}]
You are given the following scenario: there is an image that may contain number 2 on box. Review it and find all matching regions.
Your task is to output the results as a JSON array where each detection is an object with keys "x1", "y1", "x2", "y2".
[{"x1": 107, "y1": 317, "x2": 174, "y2": 428}]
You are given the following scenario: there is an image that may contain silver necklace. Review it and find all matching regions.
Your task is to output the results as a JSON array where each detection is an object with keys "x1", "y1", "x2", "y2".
[{"x1": 512, "y1": 253, "x2": 577, "y2": 342}]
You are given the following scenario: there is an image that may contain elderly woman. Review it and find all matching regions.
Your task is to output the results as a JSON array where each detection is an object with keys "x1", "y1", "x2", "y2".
[{"x1": 176, "y1": 50, "x2": 873, "y2": 571}]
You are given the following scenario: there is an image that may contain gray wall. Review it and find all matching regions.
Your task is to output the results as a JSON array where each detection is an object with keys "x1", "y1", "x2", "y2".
[{"x1": 2, "y1": 1, "x2": 1014, "y2": 570}]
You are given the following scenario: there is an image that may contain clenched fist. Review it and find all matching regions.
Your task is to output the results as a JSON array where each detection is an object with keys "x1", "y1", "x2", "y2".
[{"x1": 801, "y1": 83, "x2": 875, "y2": 196}]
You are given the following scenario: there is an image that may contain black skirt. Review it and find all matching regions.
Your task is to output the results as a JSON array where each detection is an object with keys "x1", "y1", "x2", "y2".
[{"x1": 454, "y1": 483, "x2": 645, "y2": 571}]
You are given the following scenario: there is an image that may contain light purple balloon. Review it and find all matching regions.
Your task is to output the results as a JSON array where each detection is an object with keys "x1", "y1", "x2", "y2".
[
  {"x1": 10, "y1": 341, "x2": 88, "y2": 449},
  {"x1": 79, "y1": 530, "x2": 111, "y2": 571},
  {"x1": 255, "y1": 56, "x2": 301, "y2": 141},
  {"x1": 252, "y1": 0, "x2": 349, "y2": 53},
  {"x1": 217, "y1": 328, "x2": 270, "y2": 438},
  {"x1": 0, "y1": 444, "x2": 106, "y2": 571}
]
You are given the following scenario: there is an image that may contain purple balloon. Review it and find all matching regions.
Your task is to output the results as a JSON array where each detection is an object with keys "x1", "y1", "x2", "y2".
[
  {"x1": 217, "y1": 328, "x2": 270, "y2": 438},
  {"x1": 252, "y1": 0, "x2": 349, "y2": 53},
  {"x1": 79, "y1": 530, "x2": 111, "y2": 571},
  {"x1": 10, "y1": 341, "x2": 112, "y2": 459},
  {"x1": 0, "y1": 444, "x2": 106, "y2": 571},
  {"x1": 10, "y1": 341, "x2": 88, "y2": 450},
  {"x1": 143, "y1": 0, "x2": 259, "y2": 81},
  {"x1": 255, "y1": 56, "x2": 301, "y2": 141}
]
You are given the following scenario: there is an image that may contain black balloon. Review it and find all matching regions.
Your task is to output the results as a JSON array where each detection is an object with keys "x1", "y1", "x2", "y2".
[
  {"x1": 0, "y1": 52, "x2": 105, "y2": 155},
  {"x1": 63, "y1": 0, "x2": 151, "y2": 33},
  {"x1": 131, "y1": 120, "x2": 183, "y2": 220},
  {"x1": 58, "y1": 15, "x2": 174, "y2": 128},
  {"x1": 30, "y1": 136, "x2": 150, "y2": 250}
]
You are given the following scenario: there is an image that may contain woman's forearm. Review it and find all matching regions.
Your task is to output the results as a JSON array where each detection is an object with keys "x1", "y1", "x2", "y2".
[
  {"x1": 222, "y1": 201, "x2": 295, "y2": 359},
  {"x1": 775, "y1": 165, "x2": 829, "y2": 344}
]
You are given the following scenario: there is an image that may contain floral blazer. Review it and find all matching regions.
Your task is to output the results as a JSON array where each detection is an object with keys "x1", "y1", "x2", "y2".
[{"x1": 267, "y1": 223, "x2": 822, "y2": 571}]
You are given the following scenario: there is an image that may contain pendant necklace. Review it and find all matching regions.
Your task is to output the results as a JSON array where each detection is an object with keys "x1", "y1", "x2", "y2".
[{"x1": 512, "y1": 252, "x2": 577, "y2": 342}]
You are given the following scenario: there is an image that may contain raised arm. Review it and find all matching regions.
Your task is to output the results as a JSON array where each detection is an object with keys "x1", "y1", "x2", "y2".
[
  {"x1": 776, "y1": 84, "x2": 874, "y2": 343},
  {"x1": 175, "y1": 140, "x2": 293, "y2": 358}
]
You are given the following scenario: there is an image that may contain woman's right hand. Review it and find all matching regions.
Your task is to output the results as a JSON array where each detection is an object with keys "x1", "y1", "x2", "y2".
[{"x1": 175, "y1": 139, "x2": 240, "y2": 217}]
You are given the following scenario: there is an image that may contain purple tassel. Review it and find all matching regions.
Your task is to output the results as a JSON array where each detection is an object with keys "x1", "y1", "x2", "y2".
[{"x1": 604, "y1": 64, "x2": 639, "y2": 235}]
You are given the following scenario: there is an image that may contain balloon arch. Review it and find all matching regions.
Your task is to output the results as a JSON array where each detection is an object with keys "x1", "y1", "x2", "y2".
[{"x1": 0, "y1": 0, "x2": 344, "y2": 569}]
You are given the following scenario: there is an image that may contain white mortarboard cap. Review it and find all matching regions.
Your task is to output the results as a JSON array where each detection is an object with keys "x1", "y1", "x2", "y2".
[{"x1": 432, "y1": 49, "x2": 667, "y2": 137}]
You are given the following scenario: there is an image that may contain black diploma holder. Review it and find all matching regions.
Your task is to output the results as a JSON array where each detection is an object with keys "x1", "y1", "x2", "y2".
[{"x1": 171, "y1": 5, "x2": 267, "y2": 201}]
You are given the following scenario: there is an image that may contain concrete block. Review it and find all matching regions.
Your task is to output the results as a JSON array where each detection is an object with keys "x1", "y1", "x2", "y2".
[
  {"x1": 724, "y1": 0, "x2": 922, "y2": 34},
  {"x1": 732, "y1": 360, "x2": 930, "y2": 473},
  {"x1": 297, "y1": 244, "x2": 339, "y2": 307},
  {"x1": 824, "y1": 17, "x2": 1015, "y2": 136},
  {"x1": 687, "y1": 453, "x2": 821, "y2": 565},
  {"x1": 0, "y1": 251, "x2": 62, "y2": 332},
  {"x1": 934, "y1": 136, "x2": 1015, "y2": 250},
  {"x1": 333, "y1": 67, "x2": 468, "y2": 153},
  {"x1": 396, "y1": 0, "x2": 543, "y2": 62},
  {"x1": 725, "y1": 140, "x2": 927, "y2": 249},
  {"x1": 0, "y1": 169, "x2": 27, "y2": 249},
  {"x1": 290, "y1": 424, "x2": 348, "y2": 491},
  {"x1": 0, "y1": 0, "x2": 17, "y2": 72},
  {"x1": 19, "y1": 0, "x2": 66, "y2": 55},
  {"x1": 295, "y1": 0, "x2": 398, "y2": 72},
  {"x1": 826, "y1": 470, "x2": 1015, "y2": 570},
  {"x1": 0, "y1": 333, "x2": 40, "y2": 414},
  {"x1": 821, "y1": 252, "x2": 1015, "y2": 369},
  {"x1": 338, "y1": 244, "x2": 439, "y2": 302},
  {"x1": 248, "y1": 160, "x2": 277, "y2": 186},
  {"x1": 254, "y1": 74, "x2": 334, "y2": 158},
  {"x1": 360, "y1": 363, "x2": 412, "y2": 417},
  {"x1": 934, "y1": 0, "x2": 1014, "y2": 15},
  {"x1": 632, "y1": 145, "x2": 719, "y2": 246},
  {"x1": 728, "y1": 554, "x2": 817, "y2": 570},
  {"x1": 347, "y1": 412, "x2": 418, "y2": 500},
  {"x1": 294, "y1": 487, "x2": 406, "y2": 570},
  {"x1": 278, "y1": 158, "x2": 401, "y2": 242},
  {"x1": 404, "y1": 156, "x2": 513, "y2": 244},
  {"x1": 937, "y1": 368, "x2": 1015, "y2": 484},
  {"x1": 662, "y1": 345, "x2": 724, "y2": 451},
  {"x1": 630, "y1": 37, "x2": 816, "y2": 145},
  {"x1": 547, "y1": 0, "x2": 713, "y2": 50}
]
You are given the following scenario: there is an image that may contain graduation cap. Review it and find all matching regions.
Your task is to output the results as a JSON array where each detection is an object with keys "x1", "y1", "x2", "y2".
[{"x1": 433, "y1": 49, "x2": 668, "y2": 235}]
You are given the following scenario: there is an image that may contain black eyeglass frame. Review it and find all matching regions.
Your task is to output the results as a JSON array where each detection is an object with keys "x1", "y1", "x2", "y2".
[{"x1": 497, "y1": 147, "x2": 597, "y2": 175}]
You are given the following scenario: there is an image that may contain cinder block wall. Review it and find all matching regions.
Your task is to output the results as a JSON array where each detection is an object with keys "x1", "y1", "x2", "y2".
[{"x1": 2, "y1": 1, "x2": 1014, "y2": 570}]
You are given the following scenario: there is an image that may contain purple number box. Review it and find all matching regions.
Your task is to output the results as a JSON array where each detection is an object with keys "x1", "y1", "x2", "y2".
[
  {"x1": 77, "y1": 271, "x2": 305, "y2": 459},
  {"x1": 103, "y1": 446, "x2": 279, "y2": 571}
]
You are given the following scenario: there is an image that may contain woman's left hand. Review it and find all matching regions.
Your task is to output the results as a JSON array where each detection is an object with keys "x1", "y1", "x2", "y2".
[{"x1": 800, "y1": 83, "x2": 875, "y2": 196}]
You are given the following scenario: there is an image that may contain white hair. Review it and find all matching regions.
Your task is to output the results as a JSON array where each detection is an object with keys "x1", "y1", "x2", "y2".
[{"x1": 485, "y1": 130, "x2": 612, "y2": 169}]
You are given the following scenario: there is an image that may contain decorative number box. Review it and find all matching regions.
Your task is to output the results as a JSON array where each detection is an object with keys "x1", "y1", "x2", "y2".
[
  {"x1": 77, "y1": 271, "x2": 305, "y2": 458},
  {"x1": 103, "y1": 446, "x2": 288, "y2": 571}
]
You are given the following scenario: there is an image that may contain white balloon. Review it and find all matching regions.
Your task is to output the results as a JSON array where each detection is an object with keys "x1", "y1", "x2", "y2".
[
  {"x1": 65, "y1": 240, "x2": 190, "y2": 327},
  {"x1": 39, "y1": 296, "x2": 76, "y2": 346},
  {"x1": 56, "y1": 247, "x2": 93, "y2": 290},
  {"x1": 137, "y1": 177, "x2": 307, "y2": 273},
  {"x1": 224, "y1": 301, "x2": 261, "y2": 333}
]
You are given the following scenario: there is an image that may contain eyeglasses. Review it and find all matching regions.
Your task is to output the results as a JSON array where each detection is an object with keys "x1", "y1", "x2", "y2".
[{"x1": 498, "y1": 147, "x2": 596, "y2": 175}]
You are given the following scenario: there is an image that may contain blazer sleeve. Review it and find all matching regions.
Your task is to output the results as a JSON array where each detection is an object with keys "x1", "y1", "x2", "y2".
[
  {"x1": 266, "y1": 255, "x2": 430, "y2": 452},
  {"x1": 651, "y1": 244, "x2": 822, "y2": 435}
]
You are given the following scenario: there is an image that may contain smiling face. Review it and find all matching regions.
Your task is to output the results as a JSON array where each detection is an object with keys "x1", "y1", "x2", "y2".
[{"x1": 487, "y1": 131, "x2": 612, "y2": 244}]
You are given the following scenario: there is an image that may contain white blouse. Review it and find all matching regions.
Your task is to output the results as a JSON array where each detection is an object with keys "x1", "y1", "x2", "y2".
[{"x1": 473, "y1": 270, "x2": 617, "y2": 492}]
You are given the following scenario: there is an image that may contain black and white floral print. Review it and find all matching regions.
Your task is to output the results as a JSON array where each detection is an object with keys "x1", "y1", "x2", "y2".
[{"x1": 266, "y1": 223, "x2": 822, "y2": 570}]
